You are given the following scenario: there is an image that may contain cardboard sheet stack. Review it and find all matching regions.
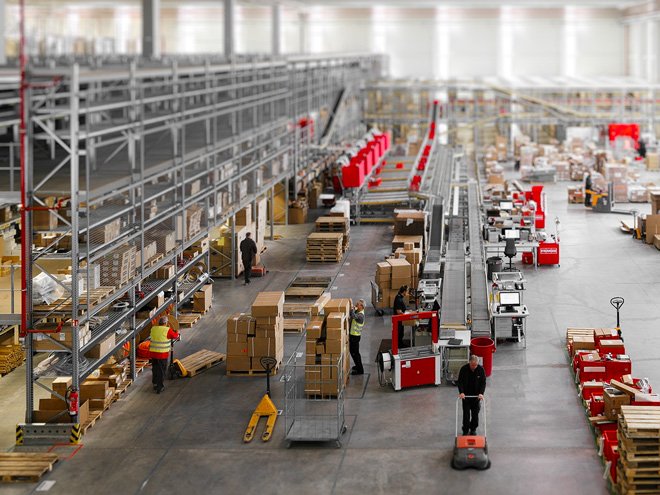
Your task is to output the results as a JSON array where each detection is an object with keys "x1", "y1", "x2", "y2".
[
  {"x1": 226, "y1": 291, "x2": 284, "y2": 373},
  {"x1": 304, "y1": 298, "x2": 350, "y2": 397},
  {"x1": 100, "y1": 244, "x2": 136, "y2": 287}
]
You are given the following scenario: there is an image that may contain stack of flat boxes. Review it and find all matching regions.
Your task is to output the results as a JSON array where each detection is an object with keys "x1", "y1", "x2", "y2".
[
  {"x1": 304, "y1": 299, "x2": 351, "y2": 397},
  {"x1": 226, "y1": 313, "x2": 256, "y2": 372},
  {"x1": 250, "y1": 291, "x2": 285, "y2": 371},
  {"x1": 605, "y1": 163, "x2": 629, "y2": 203},
  {"x1": 225, "y1": 292, "x2": 285, "y2": 373},
  {"x1": 394, "y1": 242, "x2": 422, "y2": 289},
  {"x1": 375, "y1": 258, "x2": 413, "y2": 309},
  {"x1": 100, "y1": 244, "x2": 136, "y2": 287}
]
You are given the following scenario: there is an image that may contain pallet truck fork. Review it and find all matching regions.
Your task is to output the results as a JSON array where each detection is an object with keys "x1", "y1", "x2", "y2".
[
  {"x1": 243, "y1": 357, "x2": 279, "y2": 443},
  {"x1": 451, "y1": 396, "x2": 491, "y2": 470}
]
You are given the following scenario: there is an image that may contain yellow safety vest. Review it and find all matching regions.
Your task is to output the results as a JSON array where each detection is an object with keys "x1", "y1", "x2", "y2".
[
  {"x1": 349, "y1": 310, "x2": 365, "y2": 337},
  {"x1": 149, "y1": 325, "x2": 171, "y2": 354}
]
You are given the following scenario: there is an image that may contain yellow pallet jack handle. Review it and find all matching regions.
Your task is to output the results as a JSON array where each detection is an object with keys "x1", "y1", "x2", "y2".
[{"x1": 243, "y1": 357, "x2": 278, "y2": 443}]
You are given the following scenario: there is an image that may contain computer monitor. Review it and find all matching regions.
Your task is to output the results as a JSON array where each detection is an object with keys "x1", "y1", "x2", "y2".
[
  {"x1": 499, "y1": 291, "x2": 520, "y2": 307},
  {"x1": 504, "y1": 229, "x2": 520, "y2": 240},
  {"x1": 499, "y1": 201, "x2": 513, "y2": 211}
]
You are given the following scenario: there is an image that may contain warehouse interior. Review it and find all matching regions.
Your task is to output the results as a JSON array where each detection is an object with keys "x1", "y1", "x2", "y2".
[{"x1": 0, "y1": 0, "x2": 659, "y2": 494}]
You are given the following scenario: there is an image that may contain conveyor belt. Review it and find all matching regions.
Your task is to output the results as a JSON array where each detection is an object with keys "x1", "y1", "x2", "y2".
[{"x1": 468, "y1": 181, "x2": 490, "y2": 337}]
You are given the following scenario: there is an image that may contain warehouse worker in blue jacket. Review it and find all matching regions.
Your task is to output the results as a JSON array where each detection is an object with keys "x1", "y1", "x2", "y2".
[{"x1": 457, "y1": 355, "x2": 487, "y2": 436}]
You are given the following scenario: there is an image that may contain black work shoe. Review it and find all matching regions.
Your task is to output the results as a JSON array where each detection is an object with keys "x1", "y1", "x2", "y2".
[
  {"x1": 156, "y1": 386, "x2": 164, "y2": 394},
  {"x1": 469, "y1": 429, "x2": 477, "y2": 435},
  {"x1": 462, "y1": 430, "x2": 469, "y2": 436}
]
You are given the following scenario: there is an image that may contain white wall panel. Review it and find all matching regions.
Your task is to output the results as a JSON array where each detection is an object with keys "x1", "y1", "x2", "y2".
[
  {"x1": 574, "y1": 20, "x2": 625, "y2": 76},
  {"x1": 447, "y1": 20, "x2": 499, "y2": 77},
  {"x1": 511, "y1": 20, "x2": 563, "y2": 76}
]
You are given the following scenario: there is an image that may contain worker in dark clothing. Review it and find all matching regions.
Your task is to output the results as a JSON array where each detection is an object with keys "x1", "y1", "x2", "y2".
[
  {"x1": 239, "y1": 232, "x2": 258, "y2": 285},
  {"x1": 392, "y1": 285, "x2": 409, "y2": 349},
  {"x1": 348, "y1": 298, "x2": 366, "y2": 375},
  {"x1": 639, "y1": 138, "x2": 647, "y2": 159},
  {"x1": 149, "y1": 316, "x2": 180, "y2": 394},
  {"x1": 457, "y1": 355, "x2": 487, "y2": 435},
  {"x1": 584, "y1": 172, "x2": 592, "y2": 207}
]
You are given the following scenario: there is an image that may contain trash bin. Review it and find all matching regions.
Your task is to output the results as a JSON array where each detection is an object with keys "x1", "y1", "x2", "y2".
[
  {"x1": 486, "y1": 257, "x2": 502, "y2": 281},
  {"x1": 470, "y1": 337, "x2": 496, "y2": 377}
]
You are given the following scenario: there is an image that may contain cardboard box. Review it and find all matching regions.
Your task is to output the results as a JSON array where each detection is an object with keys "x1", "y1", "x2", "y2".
[
  {"x1": 249, "y1": 337, "x2": 278, "y2": 357},
  {"x1": 226, "y1": 355, "x2": 251, "y2": 372},
  {"x1": 52, "y1": 377, "x2": 72, "y2": 397},
  {"x1": 227, "y1": 341, "x2": 249, "y2": 356},
  {"x1": 156, "y1": 264, "x2": 175, "y2": 279},
  {"x1": 604, "y1": 387, "x2": 630, "y2": 420},
  {"x1": 306, "y1": 321, "x2": 323, "y2": 340},
  {"x1": 387, "y1": 258, "x2": 411, "y2": 279},
  {"x1": 227, "y1": 333, "x2": 248, "y2": 343},
  {"x1": 80, "y1": 380, "x2": 108, "y2": 401},
  {"x1": 572, "y1": 336, "x2": 595, "y2": 355},
  {"x1": 251, "y1": 292, "x2": 285, "y2": 317},
  {"x1": 325, "y1": 338, "x2": 345, "y2": 355},
  {"x1": 315, "y1": 342, "x2": 326, "y2": 355},
  {"x1": 85, "y1": 333, "x2": 116, "y2": 360},
  {"x1": 390, "y1": 276, "x2": 412, "y2": 291},
  {"x1": 326, "y1": 327, "x2": 343, "y2": 341},
  {"x1": 324, "y1": 299, "x2": 351, "y2": 316},
  {"x1": 326, "y1": 313, "x2": 345, "y2": 329},
  {"x1": 39, "y1": 398, "x2": 67, "y2": 410},
  {"x1": 193, "y1": 284, "x2": 213, "y2": 312},
  {"x1": 375, "y1": 262, "x2": 392, "y2": 281},
  {"x1": 288, "y1": 205, "x2": 308, "y2": 224}
]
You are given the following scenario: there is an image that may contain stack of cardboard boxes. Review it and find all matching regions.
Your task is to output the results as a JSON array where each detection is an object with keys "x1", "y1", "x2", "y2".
[
  {"x1": 193, "y1": 284, "x2": 213, "y2": 313},
  {"x1": 374, "y1": 257, "x2": 413, "y2": 310},
  {"x1": 226, "y1": 291, "x2": 285, "y2": 374},
  {"x1": 304, "y1": 298, "x2": 350, "y2": 397},
  {"x1": 394, "y1": 242, "x2": 421, "y2": 289},
  {"x1": 100, "y1": 244, "x2": 136, "y2": 287}
]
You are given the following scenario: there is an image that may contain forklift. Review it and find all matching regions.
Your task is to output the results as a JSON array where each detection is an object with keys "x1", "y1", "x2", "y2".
[{"x1": 585, "y1": 182, "x2": 627, "y2": 214}]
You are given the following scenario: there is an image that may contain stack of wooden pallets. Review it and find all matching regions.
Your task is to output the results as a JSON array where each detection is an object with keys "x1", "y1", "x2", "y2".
[
  {"x1": 617, "y1": 406, "x2": 660, "y2": 494},
  {"x1": 315, "y1": 216, "x2": 350, "y2": 253},
  {"x1": 306, "y1": 233, "x2": 343, "y2": 262},
  {"x1": 0, "y1": 344, "x2": 23, "y2": 375}
]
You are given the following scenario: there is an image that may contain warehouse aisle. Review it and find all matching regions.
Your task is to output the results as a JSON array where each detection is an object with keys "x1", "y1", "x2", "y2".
[{"x1": 9, "y1": 176, "x2": 660, "y2": 494}]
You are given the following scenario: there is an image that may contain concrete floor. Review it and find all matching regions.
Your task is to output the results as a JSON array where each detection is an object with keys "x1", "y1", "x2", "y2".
[{"x1": 2, "y1": 166, "x2": 660, "y2": 494}]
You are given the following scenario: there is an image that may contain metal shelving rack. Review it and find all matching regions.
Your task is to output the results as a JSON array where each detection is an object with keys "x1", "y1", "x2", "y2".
[{"x1": 13, "y1": 53, "x2": 383, "y2": 423}]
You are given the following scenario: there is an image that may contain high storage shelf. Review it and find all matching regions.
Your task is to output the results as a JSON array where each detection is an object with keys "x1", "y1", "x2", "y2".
[
  {"x1": 6, "y1": 54, "x2": 384, "y2": 422},
  {"x1": 364, "y1": 77, "x2": 660, "y2": 135}
]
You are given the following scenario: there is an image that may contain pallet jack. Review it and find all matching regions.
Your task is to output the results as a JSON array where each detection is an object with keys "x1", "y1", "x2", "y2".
[
  {"x1": 451, "y1": 396, "x2": 491, "y2": 470},
  {"x1": 611, "y1": 296, "x2": 624, "y2": 340},
  {"x1": 243, "y1": 357, "x2": 279, "y2": 443},
  {"x1": 168, "y1": 337, "x2": 188, "y2": 379},
  {"x1": 586, "y1": 183, "x2": 628, "y2": 214}
]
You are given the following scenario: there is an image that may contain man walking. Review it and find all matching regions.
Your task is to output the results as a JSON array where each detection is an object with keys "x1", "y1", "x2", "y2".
[
  {"x1": 239, "y1": 232, "x2": 258, "y2": 285},
  {"x1": 392, "y1": 285, "x2": 409, "y2": 349},
  {"x1": 349, "y1": 299, "x2": 366, "y2": 375},
  {"x1": 457, "y1": 355, "x2": 487, "y2": 435},
  {"x1": 150, "y1": 316, "x2": 180, "y2": 394}
]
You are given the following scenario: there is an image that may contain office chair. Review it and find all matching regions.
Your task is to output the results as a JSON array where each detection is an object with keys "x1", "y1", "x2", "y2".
[{"x1": 504, "y1": 238, "x2": 517, "y2": 271}]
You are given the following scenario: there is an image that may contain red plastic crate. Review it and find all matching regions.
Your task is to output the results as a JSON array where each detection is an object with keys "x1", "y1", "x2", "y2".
[
  {"x1": 589, "y1": 397, "x2": 605, "y2": 416},
  {"x1": 604, "y1": 360, "x2": 632, "y2": 382},
  {"x1": 582, "y1": 382, "x2": 605, "y2": 400},
  {"x1": 596, "y1": 339, "x2": 625, "y2": 357},
  {"x1": 341, "y1": 164, "x2": 364, "y2": 188},
  {"x1": 580, "y1": 365, "x2": 607, "y2": 383}
]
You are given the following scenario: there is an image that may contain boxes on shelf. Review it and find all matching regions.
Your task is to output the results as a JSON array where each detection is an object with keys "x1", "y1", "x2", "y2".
[
  {"x1": 32, "y1": 321, "x2": 91, "y2": 351},
  {"x1": 88, "y1": 218, "x2": 121, "y2": 244},
  {"x1": 289, "y1": 200, "x2": 308, "y2": 224},
  {"x1": 85, "y1": 332, "x2": 116, "y2": 360},
  {"x1": 99, "y1": 244, "x2": 137, "y2": 287}
]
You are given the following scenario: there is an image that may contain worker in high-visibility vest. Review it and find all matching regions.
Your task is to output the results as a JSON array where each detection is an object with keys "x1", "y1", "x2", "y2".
[
  {"x1": 349, "y1": 299, "x2": 366, "y2": 376},
  {"x1": 150, "y1": 316, "x2": 180, "y2": 394}
]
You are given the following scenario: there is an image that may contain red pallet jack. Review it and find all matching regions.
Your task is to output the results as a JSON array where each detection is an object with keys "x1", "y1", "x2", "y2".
[{"x1": 452, "y1": 396, "x2": 491, "y2": 470}]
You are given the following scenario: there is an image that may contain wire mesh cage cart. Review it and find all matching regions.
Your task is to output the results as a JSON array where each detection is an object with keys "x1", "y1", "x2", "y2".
[{"x1": 283, "y1": 341, "x2": 347, "y2": 447}]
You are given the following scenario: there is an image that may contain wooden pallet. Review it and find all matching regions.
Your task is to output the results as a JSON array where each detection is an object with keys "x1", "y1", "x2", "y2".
[
  {"x1": 227, "y1": 363, "x2": 280, "y2": 376},
  {"x1": 146, "y1": 253, "x2": 164, "y2": 267},
  {"x1": 179, "y1": 350, "x2": 226, "y2": 377},
  {"x1": 289, "y1": 276, "x2": 332, "y2": 288},
  {"x1": 113, "y1": 379, "x2": 133, "y2": 399},
  {"x1": 178, "y1": 314, "x2": 201, "y2": 328},
  {"x1": 135, "y1": 359, "x2": 150, "y2": 374},
  {"x1": 306, "y1": 257, "x2": 342, "y2": 263},
  {"x1": 0, "y1": 453, "x2": 59, "y2": 483},
  {"x1": 283, "y1": 319, "x2": 306, "y2": 333},
  {"x1": 80, "y1": 409, "x2": 103, "y2": 435},
  {"x1": 283, "y1": 302, "x2": 312, "y2": 315},
  {"x1": 34, "y1": 286, "x2": 117, "y2": 312},
  {"x1": 285, "y1": 287, "x2": 326, "y2": 299}
]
